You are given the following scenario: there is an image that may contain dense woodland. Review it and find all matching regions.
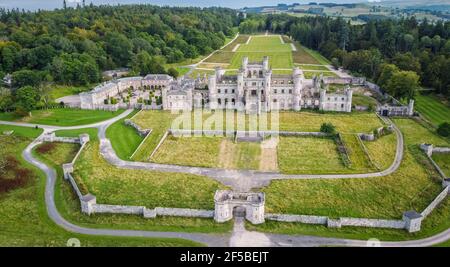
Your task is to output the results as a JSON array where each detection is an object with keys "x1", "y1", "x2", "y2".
[
  {"x1": 1, "y1": 4, "x2": 450, "y2": 114},
  {"x1": 241, "y1": 14, "x2": 450, "y2": 101},
  {"x1": 0, "y1": 5, "x2": 238, "y2": 113}
]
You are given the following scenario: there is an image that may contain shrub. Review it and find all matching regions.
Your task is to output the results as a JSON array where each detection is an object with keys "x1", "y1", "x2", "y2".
[
  {"x1": 437, "y1": 122, "x2": 450, "y2": 137},
  {"x1": 320, "y1": 122, "x2": 336, "y2": 134}
]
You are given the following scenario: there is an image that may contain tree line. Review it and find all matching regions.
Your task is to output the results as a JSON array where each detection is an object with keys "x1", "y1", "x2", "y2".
[
  {"x1": 0, "y1": 5, "x2": 239, "y2": 112},
  {"x1": 244, "y1": 15, "x2": 450, "y2": 101}
]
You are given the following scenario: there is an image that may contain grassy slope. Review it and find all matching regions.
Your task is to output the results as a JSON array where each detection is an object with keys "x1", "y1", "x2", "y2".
[
  {"x1": 250, "y1": 118, "x2": 450, "y2": 241},
  {"x1": 49, "y1": 85, "x2": 90, "y2": 100},
  {"x1": 431, "y1": 153, "x2": 450, "y2": 177},
  {"x1": 0, "y1": 127, "x2": 201, "y2": 246},
  {"x1": 106, "y1": 110, "x2": 143, "y2": 160},
  {"x1": 262, "y1": 119, "x2": 446, "y2": 219},
  {"x1": 0, "y1": 108, "x2": 124, "y2": 126},
  {"x1": 415, "y1": 94, "x2": 450, "y2": 126}
]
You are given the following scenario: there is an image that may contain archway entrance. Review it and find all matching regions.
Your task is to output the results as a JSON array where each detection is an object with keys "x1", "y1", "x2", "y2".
[{"x1": 233, "y1": 206, "x2": 246, "y2": 218}]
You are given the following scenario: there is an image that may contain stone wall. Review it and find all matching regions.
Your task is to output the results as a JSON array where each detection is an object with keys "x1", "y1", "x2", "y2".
[
  {"x1": 168, "y1": 129, "x2": 329, "y2": 138},
  {"x1": 265, "y1": 214, "x2": 327, "y2": 225},
  {"x1": 421, "y1": 186, "x2": 449, "y2": 218},
  {"x1": 124, "y1": 119, "x2": 151, "y2": 137}
]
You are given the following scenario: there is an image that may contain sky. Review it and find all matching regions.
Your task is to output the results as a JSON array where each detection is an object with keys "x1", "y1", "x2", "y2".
[{"x1": 0, "y1": 0, "x2": 371, "y2": 11}]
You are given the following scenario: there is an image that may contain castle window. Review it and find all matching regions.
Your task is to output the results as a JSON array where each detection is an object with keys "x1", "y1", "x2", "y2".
[
  {"x1": 281, "y1": 89, "x2": 285, "y2": 94},
  {"x1": 261, "y1": 90, "x2": 264, "y2": 95},
  {"x1": 218, "y1": 98, "x2": 222, "y2": 105},
  {"x1": 218, "y1": 89, "x2": 221, "y2": 94},
  {"x1": 342, "y1": 98, "x2": 345, "y2": 101},
  {"x1": 273, "y1": 99, "x2": 277, "y2": 102},
  {"x1": 232, "y1": 89, "x2": 235, "y2": 93},
  {"x1": 328, "y1": 97, "x2": 330, "y2": 101},
  {"x1": 289, "y1": 89, "x2": 292, "y2": 94},
  {"x1": 274, "y1": 89, "x2": 277, "y2": 94},
  {"x1": 341, "y1": 104, "x2": 344, "y2": 108},
  {"x1": 251, "y1": 90, "x2": 257, "y2": 96},
  {"x1": 225, "y1": 89, "x2": 228, "y2": 94},
  {"x1": 232, "y1": 98, "x2": 235, "y2": 103}
]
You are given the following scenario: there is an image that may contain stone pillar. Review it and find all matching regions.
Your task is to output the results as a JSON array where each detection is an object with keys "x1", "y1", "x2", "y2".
[
  {"x1": 408, "y1": 99, "x2": 414, "y2": 116},
  {"x1": 208, "y1": 74, "x2": 217, "y2": 109},
  {"x1": 442, "y1": 178, "x2": 450, "y2": 192},
  {"x1": 403, "y1": 211, "x2": 422, "y2": 233},
  {"x1": 143, "y1": 208, "x2": 157, "y2": 218},
  {"x1": 420, "y1": 144, "x2": 433, "y2": 157},
  {"x1": 79, "y1": 134, "x2": 90, "y2": 145},
  {"x1": 346, "y1": 88, "x2": 353, "y2": 112},
  {"x1": 327, "y1": 218, "x2": 342, "y2": 228},
  {"x1": 62, "y1": 163, "x2": 74, "y2": 180},
  {"x1": 80, "y1": 194, "x2": 97, "y2": 215},
  {"x1": 214, "y1": 202, "x2": 232, "y2": 223}
]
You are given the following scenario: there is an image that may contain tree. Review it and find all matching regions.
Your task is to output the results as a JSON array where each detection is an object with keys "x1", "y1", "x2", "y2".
[
  {"x1": 167, "y1": 67, "x2": 179, "y2": 78},
  {"x1": 437, "y1": 122, "x2": 450, "y2": 137},
  {"x1": 15, "y1": 86, "x2": 40, "y2": 115},
  {"x1": 377, "y1": 63, "x2": 399, "y2": 90},
  {"x1": 386, "y1": 71, "x2": 420, "y2": 99},
  {"x1": 12, "y1": 70, "x2": 43, "y2": 88},
  {"x1": 320, "y1": 123, "x2": 336, "y2": 134},
  {"x1": 0, "y1": 88, "x2": 13, "y2": 112}
]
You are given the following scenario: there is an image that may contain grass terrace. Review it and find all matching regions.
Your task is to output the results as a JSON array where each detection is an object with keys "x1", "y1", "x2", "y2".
[{"x1": 431, "y1": 153, "x2": 450, "y2": 177}]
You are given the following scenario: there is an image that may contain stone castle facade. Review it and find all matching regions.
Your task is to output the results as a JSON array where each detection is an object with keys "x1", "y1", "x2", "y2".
[
  {"x1": 79, "y1": 56, "x2": 353, "y2": 113},
  {"x1": 163, "y1": 56, "x2": 353, "y2": 114}
]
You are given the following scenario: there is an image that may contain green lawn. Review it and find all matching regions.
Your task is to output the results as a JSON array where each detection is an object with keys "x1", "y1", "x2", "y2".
[
  {"x1": 0, "y1": 108, "x2": 124, "y2": 126},
  {"x1": 0, "y1": 124, "x2": 43, "y2": 138},
  {"x1": 106, "y1": 110, "x2": 143, "y2": 160},
  {"x1": 48, "y1": 85, "x2": 91, "y2": 100},
  {"x1": 0, "y1": 127, "x2": 201, "y2": 246},
  {"x1": 415, "y1": 94, "x2": 450, "y2": 126},
  {"x1": 55, "y1": 127, "x2": 99, "y2": 141},
  {"x1": 432, "y1": 153, "x2": 450, "y2": 177}
]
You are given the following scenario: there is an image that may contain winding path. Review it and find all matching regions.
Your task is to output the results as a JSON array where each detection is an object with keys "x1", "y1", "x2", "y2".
[{"x1": 1, "y1": 111, "x2": 449, "y2": 247}]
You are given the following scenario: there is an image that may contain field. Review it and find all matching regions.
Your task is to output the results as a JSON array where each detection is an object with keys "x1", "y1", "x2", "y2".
[
  {"x1": 415, "y1": 94, "x2": 450, "y2": 126},
  {"x1": 278, "y1": 136, "x2": 345, "y2": 174},
  {"x1": 259, "y1": 118, "x2": 447, "y2": 222},
  {"x1": 152, "y1": 136, "x2": 262, "y2": 170},
  {"x1": 105, "y1": 110, "x2": 143, "y2": 160},
  {"x1": 248, "y1": 118, "x2": 450, "y2": 241},
  {"x1": 0, "y1": 126, "x2": 201, "y2": 246},
  {"x1": 73, "y1": 139, "x2": 226, "y2": 210},
  {"x1": 0, "y1": 108, "x2": 124, "y2": 126}
]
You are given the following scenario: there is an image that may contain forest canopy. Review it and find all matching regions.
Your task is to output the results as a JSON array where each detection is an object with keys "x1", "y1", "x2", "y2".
[{"x1": 0, "y1": 4, "x2": 239, "y2": 87}]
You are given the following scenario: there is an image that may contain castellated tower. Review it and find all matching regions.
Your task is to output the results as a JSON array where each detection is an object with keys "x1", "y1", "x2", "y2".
[
  {"x1": 161, "y1": 86, "x2": 168, "y2": 110},
  {"x1": 293, "y1": 67, "x2": 303, "y2": 111},
  {"x1": 237, "y1": 68, "x2": 245, "y2": 110},
  {"x1": 264, "y1": 68, "x2": 272, "y2": 112},
  {"x1": 262, "y1": 56, "x2": 269, "y2": 71},
  {"x1": 208, "y1": 72, "x2": 218, "y2": 109},
  {"x1": 319, "y1": 88, "x2": 326, "y2": 110},
  {"x1": 345, "y1": 86, "x2": 353, "y2": 112},
  {"x1": 242, "y1": 56, "x2": 249, "y2": 77}
]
